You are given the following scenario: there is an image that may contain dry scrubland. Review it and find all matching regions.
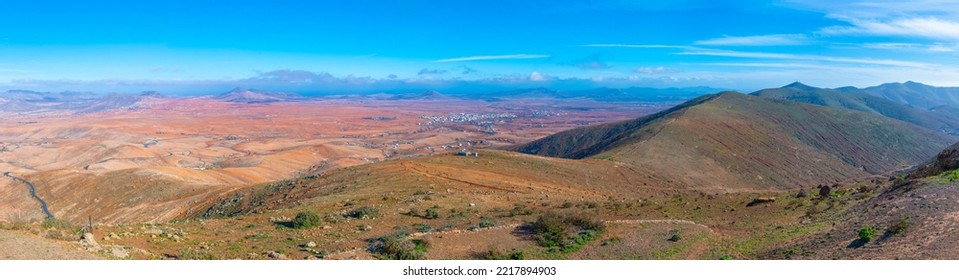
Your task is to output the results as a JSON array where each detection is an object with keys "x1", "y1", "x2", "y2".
[
  {"x1": 3, "y1": 91, "x2": 959, "y2": 260},
  {"x1": 0, "y1": 96, "x2": 658, "y2": 223}
]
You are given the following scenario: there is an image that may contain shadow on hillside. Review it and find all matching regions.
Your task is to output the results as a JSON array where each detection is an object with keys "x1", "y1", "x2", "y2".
[
  {"x1": 512, "y1": 223, "x2": 534, "y2": 241},
  {"x1": 847, "y1": 239, "x2": 867, "y2": 249},
  {"x1": 273, "y1": 221, "x2": 294, "y2": 228}
]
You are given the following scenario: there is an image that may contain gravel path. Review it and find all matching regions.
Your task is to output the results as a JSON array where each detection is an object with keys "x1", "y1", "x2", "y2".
[{"x1": 0, "y1": 230, "x2": 99, "y2": 260}]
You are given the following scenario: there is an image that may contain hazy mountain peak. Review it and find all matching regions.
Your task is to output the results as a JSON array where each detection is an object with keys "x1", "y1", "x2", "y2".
[
  {"x1": 781, "y1": 81, "x2": 818, "y2": 90},
  {"x1": 215, "y1": 88, "x2": 294, "y2": 103}
]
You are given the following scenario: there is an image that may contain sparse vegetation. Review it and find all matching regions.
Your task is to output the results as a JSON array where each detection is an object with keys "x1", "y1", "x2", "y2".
[
  {"x1": 412, "y1": 223, "x2": 432, "y2": 233},
  {"x1": 347, "y1": 206, "x2": 380, "y2": 219},
  {"x1": 423, "y1": 206, "x2": 441, "y2": 219},
  {"x1": 484, "y1": 247, "x2": 525, "y2": 260},
  {"x1": 478, "y1": 217, "x2": 495, "y2": 228},
  {"x1": 858, "y1": 226, "x2": 876, "y2": 242},
  {"x1": 530, "y1": 212, "x2": 606, "y2": 253},
  {"x1": 601, "y1": 236, "x2": 622, "y2": 246},
  {"x1": 887, "y1": 217, "x2": 909, "y2": 235},
  {"x1": 668, "y1": 230, "x2": 682, "y2": 242},
  {"x1": 941, "y1": 169, "x2": 959, "y2": 183},
  {"x1": 507, "y1": 205, "x2": 534, "y2": 217},
  {"x1": 292, "y1": 211, "x2": 322, "y2": 229},
  {"x1": 40, "y1": 218, "x2": 71, "y2": 230},
  {"x1": 368, "y1": 233, "x2": 428, "y2": 260},
  {"x1": 179, "y1": 248, "x2": 217, "y2": 260}
]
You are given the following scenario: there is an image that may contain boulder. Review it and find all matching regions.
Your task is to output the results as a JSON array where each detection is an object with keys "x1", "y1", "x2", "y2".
[{"x1": 110, "y1": 247, "x2": 129, "y2": 259}]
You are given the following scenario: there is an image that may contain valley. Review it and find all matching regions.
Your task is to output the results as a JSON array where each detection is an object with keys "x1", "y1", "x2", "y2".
[
  {"x1": 0, "y1": 93, "x2": 665, "y2": 223},
  {"x1": 2, "y1": 82, "x2": 959, "y2": 260}
]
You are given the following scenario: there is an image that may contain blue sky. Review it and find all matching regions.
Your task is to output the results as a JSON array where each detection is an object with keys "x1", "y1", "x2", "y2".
[{"x1": 2, "y1": 0, "x2": 959, "y2": 94}]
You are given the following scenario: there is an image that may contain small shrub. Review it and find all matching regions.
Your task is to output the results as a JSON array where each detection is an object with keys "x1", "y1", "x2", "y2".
[
  {"x1": 508, "y1": 205, "x2": 533, "y2": 217},
  {"x1": 601, "y1": 236, "x2": 622, "y2": 246},
  {"x1": 406, "y1": 208, "x2": 421, "y2": 217},
  {"x1": 858, "y1": 226, "x2": 876, "y2": 242},
  {"x1": 530, "y1": 212, "x2": 606, "y2": 253},
  {"x1": 478, "y1": 217, "x2": 495, "y2": 228},
  {"x1": 719, "y1": 255, "x2": 733, "y2": 260},
  {"x1": 369, "y1": 234, "x2": 427, "y2": 260},
  {"x1": 888, "y1": 217, "x2": 909, "y2": 235},
  {"x1": 531, "y1": 213, "x2": 566, "y2": 247},
  {"x1": 413, "y1": 223, "x2": 432, "y2": 233},
  {"x1": 347, "y1": 206, "x2": 380, "y2": 219},
  {"x1": 668, "y1": 230, "x2": 681, "y2": 242},
  {"x1": 941, "y1": 169, "x2": 959, "y2": 183},
  {"x1": 292, "y1": 211, "x2": 322, "y2": 229},
  {"x1": 41, "y1": 218, "x2": 71, "y2": 229},
  {"x1": 484, "y1": 247, "x2": 525, "y2": 260},
  {"x1": 424, "y1": 206, "x2": 441, "y2": 219}
]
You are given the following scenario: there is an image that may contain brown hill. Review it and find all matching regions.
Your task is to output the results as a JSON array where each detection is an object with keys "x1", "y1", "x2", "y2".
[
  {"x1": 783, "y1": 141, "x2": 959, "y2": 259},
  {"x1": 907, "y1": 142, "x2": 959, "y2": 179},
  {"x1": 513, "y1": 92, "x2": 957, "y2": 189}
]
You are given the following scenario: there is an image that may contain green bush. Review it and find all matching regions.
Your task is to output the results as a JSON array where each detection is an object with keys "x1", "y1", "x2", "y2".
[
  {"x1": 423, "y1": 206, "x2": 440, "y2": 219},
  {"x1": 369, "y1": 234, "x2": 428, "y2": 260},
  {"x1": 292, "y1": 211, "x2": 322, "y2": 229},
  {"x1": 530, "y1": 212, "x2": 606, "y2": 253},
  {"x1": 941, "y1": 169, "x2": 959, "y2": 183},
  {"x1": 478, "y1": 217, "x2": 495, "y2": 228},
  {"x1": 347, "y1": 206, "x2": 380, "y2": 219},
  {"x1": 858, "y1": 226, "x2": 876, "y2": 242},
  {"x1": 668, "y1": 230, "x2": 681, "y2": 242},
  {"x1": 531, "y1": 213, "x2": 567, "y2": 247}
]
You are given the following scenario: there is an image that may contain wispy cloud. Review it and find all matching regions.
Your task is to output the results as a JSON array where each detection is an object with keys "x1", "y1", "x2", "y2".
[
  {"x1": 434, "y1": 54, "x2": 549, "y2": 63},
  {"x1": 820, "y1": 17, "x2": 959, "y2": 41},
  {"x1": 695, "y1": 34, "x2": 811, "y2": 46},
  {"x1": 677, "y1": 48, "x2": 933, "y2": 68},
  {"x1": 635, "y1": 66, "x2": 679, "y2": 74},
  {"x1": 580, "y1": 44, "x2": 683, "y2": 49},
  {"x1": 696, "y1": 62, "x2": 835, "y2": 69},
  {"x1": 856, "y1": 42, "x2": 958, "y2": 52}
]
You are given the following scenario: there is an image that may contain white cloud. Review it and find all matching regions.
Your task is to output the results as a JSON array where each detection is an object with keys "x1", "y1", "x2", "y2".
[
  {"x1": 820, "y1": 17, "x2": 959, "y2": 41},
  {"x1": 635, "y1": 66, "x2": 679, "y2": 74},
  {"x1": 434, "y1": 54, "x2": 550, "y2": 63},
  {"x1": 529, "y1": 71, "x2": 548, "y2": 81},
  {"x1": 856, "y1": 42, "x2": 958, "y2": 52},
  {"x1": 695, "y1": 34, "x2": 810, "y2": 46},
  {"x1": 677, "y1": 48, "x2": 933, "y2": 68}
]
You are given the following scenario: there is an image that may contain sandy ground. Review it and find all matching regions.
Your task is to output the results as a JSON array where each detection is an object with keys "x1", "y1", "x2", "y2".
[{"x1": 0, "y1": 230, "x2": 99, "y2": 260}]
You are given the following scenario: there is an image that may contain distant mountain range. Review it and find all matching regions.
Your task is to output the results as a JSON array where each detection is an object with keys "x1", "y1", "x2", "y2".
[
  {"x1": 753, "y1": 82, "x2": 959, "y2": 135},
  {"x1": 0, "y1": 90, "x2": 157, "y2": 114},
  {"x1": 513, "y1": 91, "x2": 957, "y2": 189},
  {"x1": 857, "y1": 81, "x2": 959, "y2": 110},
  {"x1": 4, "y1": 81, "x2": 959, "y2": 116}
]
